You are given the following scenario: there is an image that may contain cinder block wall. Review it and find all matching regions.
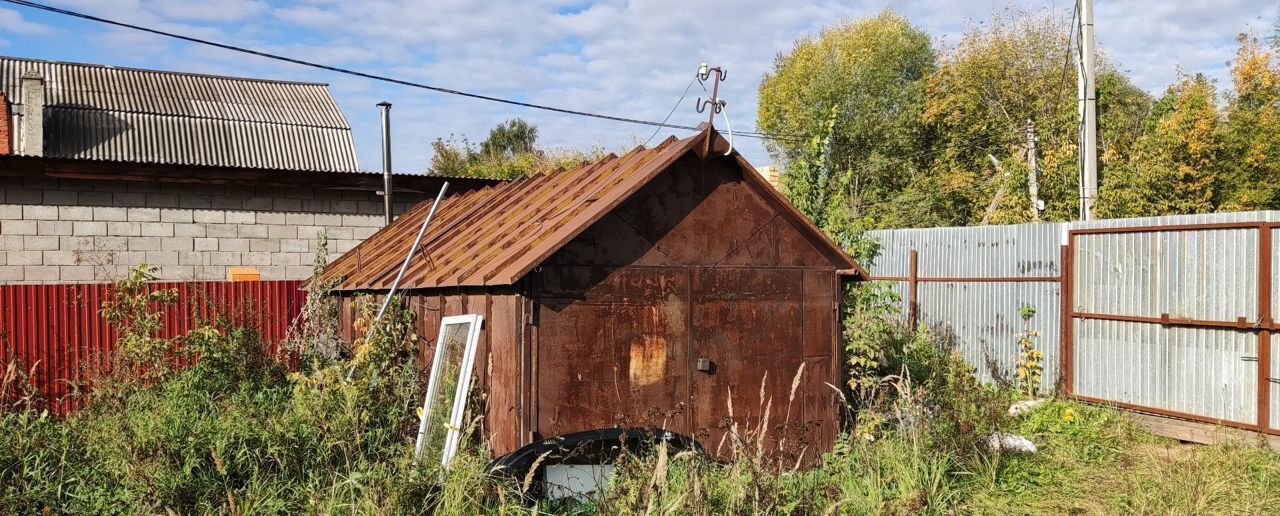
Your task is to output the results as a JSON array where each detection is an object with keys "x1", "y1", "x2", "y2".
[{"x1": 0, "y1": 176, "x2": 427, "y2": 283}]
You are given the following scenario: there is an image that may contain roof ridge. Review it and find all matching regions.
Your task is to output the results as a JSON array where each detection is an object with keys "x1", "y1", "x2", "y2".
[{"x1": 0, "y1": 55, "x2": 331, "y2": 86}]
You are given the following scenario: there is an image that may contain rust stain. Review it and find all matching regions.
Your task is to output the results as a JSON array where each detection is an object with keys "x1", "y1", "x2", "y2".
[{"x1": 629, "y1": 306, "x2": 667, "y2": 386}]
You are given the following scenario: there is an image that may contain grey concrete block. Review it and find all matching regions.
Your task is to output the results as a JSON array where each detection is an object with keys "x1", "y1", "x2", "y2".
[
  {"x1": 238, "y1": 225, "x2": 268, "y2": 239},
  {"x1": 43, "y1": 190, "x2": 78, "y2": 204},
  {"x1": 107, "y1": 222, "x2": 141, "y2": 236},
  {"x1": 332, "y1": 240, "x2": 358, "y2": 253},
  {"x1": 37, "y1": 220, "x2": 73, "y2": 236},
  {"x1": 146, "y1": 193, "x2": 180, "y2": 208},
  {"x1": 145, "y1": 251, "x2": 179, "y2": 266},
  {"x1": 331, "y1": 200, "x2": 358, "y2": 213},
  {"x1": 268, "y1": 225, "x2": 296, "y2": 239},
  {"x1": 249, "y1": 239, "x2": 280, "y2": 252},
  {"x1": 193, "y1": 210, "x2": 225, "y2": 224},
  {"x1": 24, "y1": 266, "x2": 58, "y2": 282},
  {"x1": 94, "y1": 236, "x2": 128, "y2": 251},
  {"x1": 127, "y1": 207, "x2": 161, "y2": 222},
  {"x1": 326, "y1": 227, "x2": 353, "y2": 240},
  {"x1": 255, "y1": 211, "x2": 286, "y2": 225},
  {"x1": 210, "y1": 196, "x2": 243, "y2": 210},
  {"x1": 113, "y1": 192, "x2": 147, "y2": 206},
  {"x1": 9, "y1": 250, "x2": 43, "y2": 265},
  {"x1": 314, "y1": 213, "x2": 343, "y2": 226},
  {"x1": 159, "y1": 265, "x2": 196, "y2": 281},
  {"x1": 180, "y1": 196, "x2": 211, "y2": 209},
  {"x1": 283, "y1": 265, "x2": 313, "y2": 279},
  {"x1": 162, "y1": 237, "x2": 194, "y2": 251},
  {"x1": 353, "y1": 226, "x2": 379, "y2": 239},
  {"x1": 22, "y1": 205, "x2": 59, "y2": 220},
  {"x1": 160, "y1": 208, "x2": 193, "y2": 223},
  {"x1": 72, "y1": 221, "x2": 107, "y2": 236},
  {"x1": 220, "y1": 238, "x2": 249, "y2": 252},
  {"x1": 141, "y1": 222, "x2": 175, "y2": 237},
  {"x1": 273, "y1": 198, "x2": 302, "y2": 211},
  {"x1": 60, "y1": 266, "x2": 95, "y2": 282},
  {"x1": 343, "y1": 214, "x2": 382, "y2": 227},
  {"x1": 42, "y1": 251, "x2": 78, "y2": 265},
  {"x1": 0, "y1": 265, "x2": 21, "y2": 281},
  {"x1": 208, "y1": 252, "x2": 240, "y2": 266},
  {"x1": 175, "y1": 224, "x2": 208, "y2": 237},
  {"x1": 279, "y1": 239, "x2": 309, "y2": 253},
  {"x1": 178, "y1": 251, "x2": 206, "y2": 266},
  {"x1": 128, "y1": 237, "x2": 162, "y2": 251},
  {"x1": 274, "y1": 253, "x2": 304, "y2": 266},
  {"x1": 301, "y1": 199, "x2": 329, "y2": 212},
  {"x1": 225, "y1": 211, "x2": 255, "y2": 224},
  {"x1": 297, "y1": 226, "x2": 323, "y2": 240},
  {"x1": 60, "y1": 236, "x2": 94, "y2": 251},
  {"x1": 93, "y1": 206, "x2": 128, "y2": 221},
  {"x1": 244, "y1": 197, "x2": 273, "y2": 211},
  {"x1": 0, "y1": 235, "x2": 21, "y2": 250},
  {"x1": 0, "y1": 204, "x2": 21, "y2": 219},
  {"x1": 256, "y1": 265, "x2": 288, "y2": 280},
  {"x1": 0, "y1": 251, "x2": 5, "y2": 266},
  {"x1": 242, "y1": 252, "x2": 271, "y2": 266},
  {"x1": 194, "y1": 238, "x2": 218, "y2": 251},
  {"x1": 6, "y1": 189, "x2": 43, "y2": 204},
  {"x1": 58, "y1": 206, "x2": 94, "y2": 221},
  {"x1": 23, "y1": 236, "x2": 58, "y2": 251},
  {"x1": 78, "y1": 191, "x2": 115, "y2": 205},
  {"x1": 286, "y1": 213, "x2": 315, "y2": 226}
]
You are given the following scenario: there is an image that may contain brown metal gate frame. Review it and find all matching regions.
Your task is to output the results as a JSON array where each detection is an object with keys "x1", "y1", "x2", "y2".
[{"x1": 1062, "y1": 221, "x2": 1278, "y2": 435}]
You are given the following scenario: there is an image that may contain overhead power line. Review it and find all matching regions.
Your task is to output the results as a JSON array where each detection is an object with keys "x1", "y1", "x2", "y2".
[{"x1": 0, "y1": 0, "x2": 801, "y2": 141}]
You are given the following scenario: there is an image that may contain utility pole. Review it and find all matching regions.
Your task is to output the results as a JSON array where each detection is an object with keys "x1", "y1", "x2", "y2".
[
  {"x1": 1026, "y1": 119, "x2": 1042, "y2": 221},
  {"x1": 696, "y1": 63, "x2": 727, "y2": 155},
  {"x1": 1078, "y1": 0, "x2": 1098, "y2": 220}
]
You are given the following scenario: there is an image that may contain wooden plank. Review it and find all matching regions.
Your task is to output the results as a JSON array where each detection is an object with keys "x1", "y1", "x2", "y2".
[{"x1": 1128, "y1": 411, "x2": 1280, "y2": 451}]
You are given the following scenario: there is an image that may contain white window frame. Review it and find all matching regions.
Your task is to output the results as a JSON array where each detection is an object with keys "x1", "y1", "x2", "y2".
[{"x1": 412, "y1": 313, "x2": 484, "y2": 467}]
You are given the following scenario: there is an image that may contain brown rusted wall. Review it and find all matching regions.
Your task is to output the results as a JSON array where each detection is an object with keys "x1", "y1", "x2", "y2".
[
  {"x1": 337, "y1": 286, "x2": 524, "y2": 456},
  {"x1": 531, "y1": 154, "x2": 842, "y2": 463}
]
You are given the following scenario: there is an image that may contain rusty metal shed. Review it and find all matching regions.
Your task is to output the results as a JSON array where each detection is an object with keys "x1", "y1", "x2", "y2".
[{"x1": 320, "y1": 129, "x2": 864, "y2": 461}]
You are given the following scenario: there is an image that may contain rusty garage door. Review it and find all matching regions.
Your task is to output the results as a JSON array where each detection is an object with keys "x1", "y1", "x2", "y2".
[{"x1": 535, "y1": 266, "x2": 692, "y2": 438}]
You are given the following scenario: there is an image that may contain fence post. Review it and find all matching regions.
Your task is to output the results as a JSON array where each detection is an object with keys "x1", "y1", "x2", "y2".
[
  {"x1": 1060, "y1": 240, "x2": 1074, "y2": 396},
  {"x1": 1258, "y1": 224, "x2": 1272, "y2": 432},
  {"x1": 908, "y1": 250, "x2": 919, "y2": 328}
]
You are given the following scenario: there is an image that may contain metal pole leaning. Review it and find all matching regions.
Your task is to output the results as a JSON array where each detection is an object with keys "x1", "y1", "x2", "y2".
[{"x1": 347, "y1": 181, "x2": 450, "y2": 380}]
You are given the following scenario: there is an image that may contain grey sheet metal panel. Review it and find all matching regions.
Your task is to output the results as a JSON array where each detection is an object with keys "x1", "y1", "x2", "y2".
[
  {"x1": 868, "y1": 223, "x2": 1065, "y2": 278},
  {"x1": 919, "y1": 281, "x2": 1060, "y2": 392},
  {"x1": 1272, "y1": 335, "x2": 1279, "y2": 430},
  {"x1": 0, "y1": 56, "x2": 349, "y2": 127},
  {"x1": 1073, "y1": 228, "x2": 1257, "y2": 322},
  {"x1": 1, "y1": 56, "x2": 360, "y2": 171},
  {"x1": 1074, "y1": 319, "x2": 1257, "y2": 425}
]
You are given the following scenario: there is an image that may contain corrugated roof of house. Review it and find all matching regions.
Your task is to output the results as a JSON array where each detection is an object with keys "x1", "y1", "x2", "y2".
[
  {"x1": 320, "y1": 130, "x2": 863, "y2": 291},
  {"x1": 1, "y1": 55, "x2": 360, "y2": 172}
]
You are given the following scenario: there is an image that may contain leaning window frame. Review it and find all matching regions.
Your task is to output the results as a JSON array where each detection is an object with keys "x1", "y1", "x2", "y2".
[{"x1": 412, "y1": 313, "x2": 484, "y2": 467}]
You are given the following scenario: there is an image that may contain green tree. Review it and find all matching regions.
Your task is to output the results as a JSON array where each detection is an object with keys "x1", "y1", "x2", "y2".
[
  {"x1": 429, "y1": 119, "x2": 608, "y2": 179},
  {"x1": 1217, "y1": 34, "x2": 1280, "y2": 210},
  {"x1": 758, "y1": 10, "x2": 935, "y2": 241},
  {"x1": 1095, "y1": 74, "x2": 1221, "y2": 217}
]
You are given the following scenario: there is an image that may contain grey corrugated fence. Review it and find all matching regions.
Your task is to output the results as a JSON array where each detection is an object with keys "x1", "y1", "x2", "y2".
[{"x1": 867, "y1": 211, "x2": 1280, "y2": 436}]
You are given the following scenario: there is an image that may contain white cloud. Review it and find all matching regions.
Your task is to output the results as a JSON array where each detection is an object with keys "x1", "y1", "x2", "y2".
[
  {"x1": 0, "y1": 7, "x2": 56, "y2": 35},
  {"x1": 9, "y1": 0, "x2": 1278, "y2": 169}
]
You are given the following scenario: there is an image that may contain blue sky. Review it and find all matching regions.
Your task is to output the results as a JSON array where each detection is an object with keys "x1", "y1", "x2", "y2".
[{"x1": 1, "y1": 0, "x2": 1276, "y2": 173}]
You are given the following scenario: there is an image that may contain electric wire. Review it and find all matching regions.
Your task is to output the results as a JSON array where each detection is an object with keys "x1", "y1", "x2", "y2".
[{"x1": 642, "y1": 76, "x2": 698, "y2": 147}]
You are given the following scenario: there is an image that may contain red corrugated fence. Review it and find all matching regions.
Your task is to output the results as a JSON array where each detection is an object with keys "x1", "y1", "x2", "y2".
[{"x1": 0, "y1": 280, "x2": 305, "y2": 415}]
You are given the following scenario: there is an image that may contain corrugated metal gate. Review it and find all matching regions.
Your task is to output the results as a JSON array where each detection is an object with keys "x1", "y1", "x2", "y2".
[
  {"x1": 869, "y1": 212, "x2": 1280, "y2": 437},
  {"x1": 0, "y1": 280, "x2": 304, "y2": 415}
]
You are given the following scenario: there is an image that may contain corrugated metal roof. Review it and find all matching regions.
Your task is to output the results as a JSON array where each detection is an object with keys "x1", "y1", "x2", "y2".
[
  {"x1": 1, "y1": 55, "x2": 359, "y2": 171},
  {"x1": 321, "y1": 131, "x2": 860, "y2": 290}
]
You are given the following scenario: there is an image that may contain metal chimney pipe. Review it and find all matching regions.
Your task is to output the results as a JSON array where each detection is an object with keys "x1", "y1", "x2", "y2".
[{"x1": 378, "y1": 101, "x2": 393, "y2": 225}]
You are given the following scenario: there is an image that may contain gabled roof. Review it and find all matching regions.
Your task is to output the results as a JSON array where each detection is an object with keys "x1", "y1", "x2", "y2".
[
  {"x1": 1, "y1": 55, "x2": 360, "y2": 172},
  {"x1": 320, "y1": 130, "x2": 863, "y2": 291}
]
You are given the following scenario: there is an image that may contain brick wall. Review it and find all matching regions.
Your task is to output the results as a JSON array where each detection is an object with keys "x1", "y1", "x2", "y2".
[{"x1": 0, "y1": 175, "x2": 428, "y2": 283}]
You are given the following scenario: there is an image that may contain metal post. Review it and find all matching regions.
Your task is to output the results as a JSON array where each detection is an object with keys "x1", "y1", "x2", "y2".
[
  {"x1": 378, "y1": 101, "x2": 393, "y2": 226},
  {"x1": 1078, "y1": 0, "x2": 1097, "y2": 220}
]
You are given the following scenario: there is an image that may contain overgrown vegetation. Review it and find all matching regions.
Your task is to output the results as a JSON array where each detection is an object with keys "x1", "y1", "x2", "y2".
[
  {"x1": 4, "y1": 261, "x2": 1278, "y2": 514},
  {"x1": 428, "y1": 118, "x2": 611, "y2": 179}
]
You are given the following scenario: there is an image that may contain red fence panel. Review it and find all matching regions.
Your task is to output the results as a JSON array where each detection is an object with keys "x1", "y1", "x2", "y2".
[{"x1": 0, "y1": 280, "x2": 305, "y2": 415}]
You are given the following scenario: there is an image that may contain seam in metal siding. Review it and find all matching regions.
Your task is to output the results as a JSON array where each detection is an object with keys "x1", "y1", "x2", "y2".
[{"x1": 0, "y1": 280, "x2": 305, "y2": 415}]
